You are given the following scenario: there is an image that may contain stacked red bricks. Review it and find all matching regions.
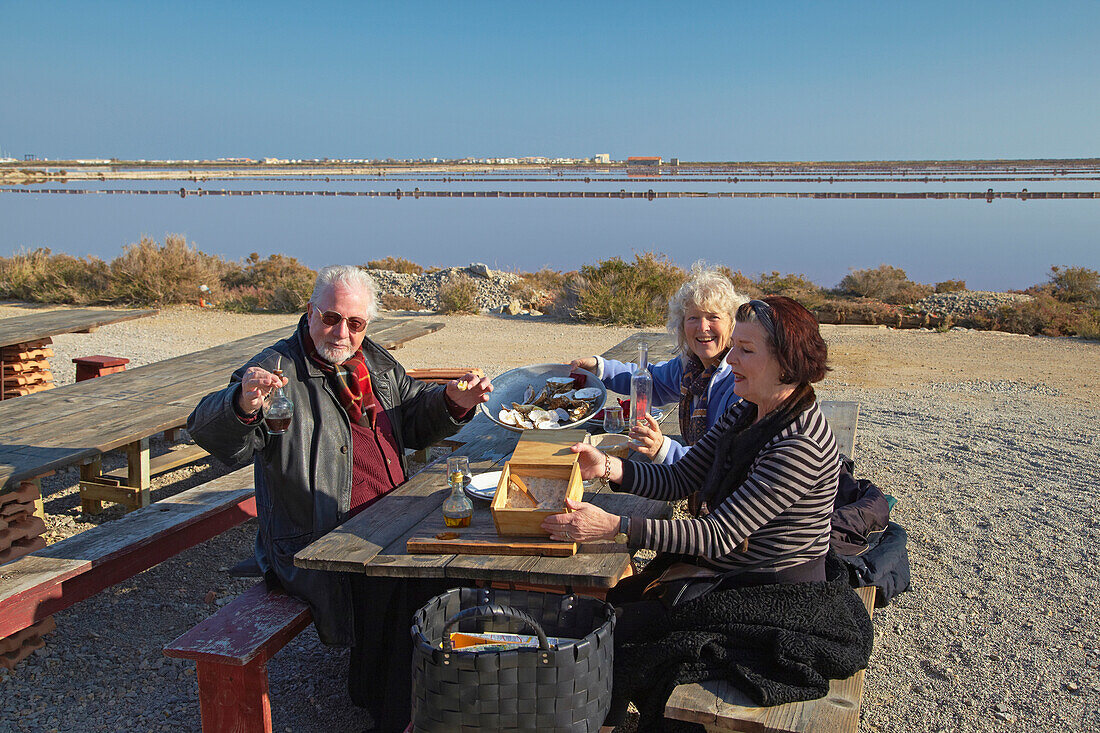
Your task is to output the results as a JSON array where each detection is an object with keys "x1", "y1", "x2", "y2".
[
  {"x1": 1, "y1": 338, "x2": 57, "y2": 399},
  {"x1": 0, "y1": 481, "x2": 53, "y2": 669}
]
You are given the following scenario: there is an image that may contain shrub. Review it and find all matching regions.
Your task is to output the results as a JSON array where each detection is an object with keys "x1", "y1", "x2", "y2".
[
  {"x1": 755, "y1": 271, "x2": 826, "y2": 309},
  {"x1": 0, "y1": 248, "x2": 111, "y2": 304},
  {"x1": 715, "y1": 267, "x2": 762, "y2": 298},
  {"x1": 109, "y1": 235, "x2": 228, "y2": 305},
  {"x1": 838, "y1": 265, "x2": 932, "y2": 304},
  {"x1": 1048, "y1": 266, "x2": 1100, "y2": 304},
  {"x1": 813, "y1": 298, "x2": 903, "y2": 325},
  {"x1": 221, "y1": 252, "x2": 315, "y2": 312},
  {"x1": 574, "y1": 252, "x2": 686, "y2": 325},
  {"x1": 367, "y1": 256, "x2": 423, "y2": 275},
  {"x1": 379, "y1": 292, "x2": 423, "y2": 311},
  {"x1": 935, "y1": 279, "x2": 967, "y2": 293},
  {"x1": 436, "y1": 273, "x2": 480, "y2": 314},
  {"x1": 510, "y1": 267, "x2": 568, "y2": 308},
  {"x1": 991, "y1": 294, "x2": 1083, "y2": 336}
]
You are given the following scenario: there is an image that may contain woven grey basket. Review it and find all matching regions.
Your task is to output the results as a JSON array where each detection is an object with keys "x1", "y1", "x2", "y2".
[{"x1": 411, "y1": 587, "x2": 615, "y2": 732}]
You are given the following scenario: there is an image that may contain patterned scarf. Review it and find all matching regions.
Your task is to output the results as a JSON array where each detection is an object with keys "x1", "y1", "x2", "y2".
[
  {"x1": 300, "y1": 317, "x2": 379, "y2": 427},
  {"x1": 679, "y1": 350, "x2": 728, "y2": 447}
]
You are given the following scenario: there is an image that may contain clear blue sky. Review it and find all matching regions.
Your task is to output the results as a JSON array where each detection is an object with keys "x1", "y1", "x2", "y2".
[{"x1": 3, "y1": 1, "x2": 1099, "y2": 161}]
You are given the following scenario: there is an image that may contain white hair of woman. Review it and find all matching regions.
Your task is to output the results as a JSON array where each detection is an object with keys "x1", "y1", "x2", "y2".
[
  {"x1": 666, "y1": 263, "x2": 748, "y2": 356},
  {"x1": 311, "y1": 265, "x2": 379, "y2": 322}
]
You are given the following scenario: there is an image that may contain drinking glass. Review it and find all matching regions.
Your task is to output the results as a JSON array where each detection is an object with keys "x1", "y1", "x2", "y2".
[{"x1": 602, "y1": 405, "x2": 625, "y2": 434}]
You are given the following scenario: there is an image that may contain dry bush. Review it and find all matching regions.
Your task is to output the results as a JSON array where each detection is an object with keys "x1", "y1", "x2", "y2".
[
  {"x1": 1047, "y1": 265, "x2": 1100, "y2": 305},
  {"x1": 510, "y1": 268, "x2": 568, "y2": 308},
  {"x1": 991, "y1": 294, "x2": 1097, "y2": 337},
  {"x1": 755, "y1": 271, "x2": 826, "y2": 309},
  {"x1": 574, "y1": 252, "x2": 687, "y2": 326},
  {"x1": 715, "y1": 267, "x2": 762, "y2": 298},
  {"x1": 0, "y1": 248, "x2": 111, "y2": 304},
  {"x1": 109, "y1": 235, "x2": 229, "y2": 305},
  {"x1": 367, "y1": 256, "x2": 424, "y2": 275},
  {"x1": 813, "y1": 298, "x2": 903, "y2": 325},
  {"x1": 935, "y1": 279, "x2": 967, "y2": 293},
  {"x1": 436, "y1": 273, "x2": 480, "y2": 314},
  {"x1": 838, "y1": 265, "x2": 932, "y2": 305},
  {"x1": 220, "y1": 252, "x2": 315, "y2": 312},
  {"x1": 379, "y1": 292, "x2": 424, "y2": 311}
]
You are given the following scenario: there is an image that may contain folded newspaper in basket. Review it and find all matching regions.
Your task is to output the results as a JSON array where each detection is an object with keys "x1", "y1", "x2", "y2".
[{"x1": 445, "y1": 631, "x2": 577, "y2": 651}]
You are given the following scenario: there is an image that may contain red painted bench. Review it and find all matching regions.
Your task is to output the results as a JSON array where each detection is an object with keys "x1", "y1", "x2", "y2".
[
  {"x1": 0, "y1": 469, "x2": 257, "y2": 644},
  {"x1": 163, "y1": 582, "x2": 312, "y2": 733}
]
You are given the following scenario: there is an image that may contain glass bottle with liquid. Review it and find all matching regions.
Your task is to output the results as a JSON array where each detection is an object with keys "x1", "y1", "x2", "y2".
[
  {"x1": 265, "y1": 367, "x2": 294, "y2": 434},
  {"x1": 441, "y1": 456, "x2": 473, "y2": 528},
  {"x1": 628, "y1": 341, "x2": 653, "y2": 440}
]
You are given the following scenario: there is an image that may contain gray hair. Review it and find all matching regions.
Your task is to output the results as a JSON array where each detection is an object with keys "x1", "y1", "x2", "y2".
[
  {"x1": 310, "y1": 265, "x2": 379, "y2": 321},
  {"x1": 666, "y1": 263, "x2": 748, "y2": 355}
]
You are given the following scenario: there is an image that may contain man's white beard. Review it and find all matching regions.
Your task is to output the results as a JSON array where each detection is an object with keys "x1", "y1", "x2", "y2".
[{"x1": 316, "y1": 342, "x2": 353, "y2": 365}]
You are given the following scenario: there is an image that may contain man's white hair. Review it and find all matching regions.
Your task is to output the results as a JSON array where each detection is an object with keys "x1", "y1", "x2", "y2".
[{"x1": 310, "y1": 265, "x2": 379, "y2": 321}]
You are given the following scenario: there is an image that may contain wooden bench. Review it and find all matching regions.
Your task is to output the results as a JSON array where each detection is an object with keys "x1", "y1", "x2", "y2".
[
  {"x1": 663, "y1": 399, "x2": 869, "y2": 733},
  {"x1": 0, "y1": 468, "x2": 256, "y2": 642},
  {"x1": 664, "y1": 585, "x2": 876, "y2": 733},
  {"x1": 163, "y1": 582, "x2": 312, "y2": 733}
]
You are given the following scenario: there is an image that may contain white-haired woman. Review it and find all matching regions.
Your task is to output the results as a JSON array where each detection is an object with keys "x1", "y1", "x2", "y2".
[{"x1": 571, "y1": 265, "x2": 748, "y2": 464}]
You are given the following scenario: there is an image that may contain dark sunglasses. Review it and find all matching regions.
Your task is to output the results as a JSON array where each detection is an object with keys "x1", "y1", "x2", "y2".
[{"x1": 317, "y1": 309, "x2": 368, "y2": 333}]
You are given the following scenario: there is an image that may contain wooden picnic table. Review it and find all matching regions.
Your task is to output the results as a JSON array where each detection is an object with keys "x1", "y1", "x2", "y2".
[
  {"x1": 0, "y1": 316, "x2": 444, "y2": 505},
  {"x1": 0, "y1": 308, "x2": 158, "y2": 400},
  {"x1": 294, "y1": 331, "x2": 677, "y2": 590}
]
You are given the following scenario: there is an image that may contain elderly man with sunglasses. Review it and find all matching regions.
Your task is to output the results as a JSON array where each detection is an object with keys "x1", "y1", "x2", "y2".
[{"x1": 188, "y1": 265, "x2": 491, "y2": 731}]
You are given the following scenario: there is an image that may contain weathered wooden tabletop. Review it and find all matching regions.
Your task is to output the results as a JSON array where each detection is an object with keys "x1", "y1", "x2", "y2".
[
  {"x1": 0, "y1": 308, "x2": 159, "y2": 348},
  {"x1": 0, "y1": 316, "x2": 444, "y2": 492},
  {"x1": 294, "y1": 331, "x2": 680, "y2": 589}
]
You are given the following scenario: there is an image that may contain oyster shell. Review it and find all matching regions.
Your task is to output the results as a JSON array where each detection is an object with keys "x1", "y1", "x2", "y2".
[
  {"x1": 498, "y1": 408, "x2": 518, "y2": 426},
  {"x1": 573, "y1": 387, "x2": 602, "y2": 401},
  {"x1": 546, "y1": 376, "x2": 575, "y2": 394}
]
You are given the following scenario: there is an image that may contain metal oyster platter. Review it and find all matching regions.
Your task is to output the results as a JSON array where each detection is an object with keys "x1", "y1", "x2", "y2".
[{"x1": 479, "y1": 363, "x2": 607, "y2": 433}]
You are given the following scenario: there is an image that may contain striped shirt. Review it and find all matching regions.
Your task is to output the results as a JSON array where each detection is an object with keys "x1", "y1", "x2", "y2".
[{"x1": 620, "y1": 400, "x2": 840, "y2": 572}]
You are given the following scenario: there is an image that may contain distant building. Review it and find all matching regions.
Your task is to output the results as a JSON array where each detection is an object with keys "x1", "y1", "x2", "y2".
[
  {"x1": 669, "y1": 157, "x2": 679, "y2": 166},
  {"x1": 627, "y1": 156, "x2": 661, "y2": 167},
  {"x1": 593, "y1": 153, "x2": 611, "y2": 164}
]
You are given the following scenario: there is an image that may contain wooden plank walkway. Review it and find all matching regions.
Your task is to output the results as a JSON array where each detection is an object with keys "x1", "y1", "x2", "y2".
[
  {"x1": 0, "y1": 308, "x2": 158, "y2": 349},
  {"x1": 0, "y1": 316, "x2": 444, "y2": 495}
]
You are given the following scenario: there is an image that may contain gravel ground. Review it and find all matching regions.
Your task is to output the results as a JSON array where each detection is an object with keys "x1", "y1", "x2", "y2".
[{"x1": 1, "y1": 303, "x2": 1098, "y2": 732}]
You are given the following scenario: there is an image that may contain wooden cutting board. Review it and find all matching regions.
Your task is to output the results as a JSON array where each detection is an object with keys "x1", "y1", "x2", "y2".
[
  {"x1": 509, "y1": 429, "x2": 587, "y2": 466},
  {"x1": 406, "y1": 506, "x2": 577, "y2": 557}
]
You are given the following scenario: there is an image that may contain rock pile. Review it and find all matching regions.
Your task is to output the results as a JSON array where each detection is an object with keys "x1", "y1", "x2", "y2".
[
  {"x1": 366, "y1": 263, "x2": 529, "y2": 312},
  {"x1": 913, "y1": 291, "x2": 1031, "y2": 319}
]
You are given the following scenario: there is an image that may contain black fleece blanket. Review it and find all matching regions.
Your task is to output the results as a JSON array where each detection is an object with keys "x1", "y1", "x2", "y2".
[{"x1": 612, "y1": 555, "x2": 874, "y2": 732}]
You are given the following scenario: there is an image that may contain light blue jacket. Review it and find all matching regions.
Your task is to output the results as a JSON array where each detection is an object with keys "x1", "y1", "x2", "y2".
[{"x1": 594, "y1": 353, "x2": 741, "y2": 465}]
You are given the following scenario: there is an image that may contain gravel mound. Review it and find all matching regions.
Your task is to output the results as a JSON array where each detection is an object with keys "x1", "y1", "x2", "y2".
[
  {"x1": 367, "y1": 264, "x2": 525, "y2": 311},
  {"x1": 914, "y1": 290, "x2": 1031, "y2": 319}
]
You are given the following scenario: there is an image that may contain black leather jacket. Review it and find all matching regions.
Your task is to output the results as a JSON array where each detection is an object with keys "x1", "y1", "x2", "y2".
[{"x1": 187, "y1": 317, "x2": 467, "y2": 645}]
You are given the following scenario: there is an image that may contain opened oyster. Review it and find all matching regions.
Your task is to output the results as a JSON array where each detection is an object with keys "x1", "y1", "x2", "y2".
[{"x1": 495, "y1": 375, "x2": 602, "y2": 429}]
